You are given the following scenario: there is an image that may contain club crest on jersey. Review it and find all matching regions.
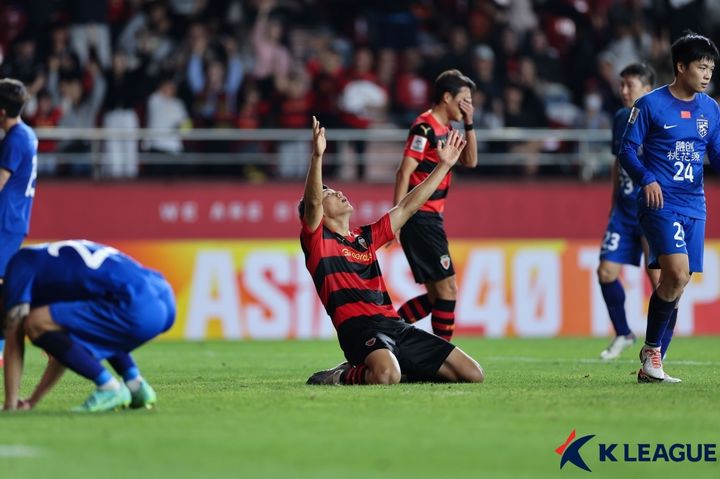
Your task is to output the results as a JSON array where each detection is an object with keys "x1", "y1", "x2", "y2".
[
  {"x1": 697, "y1": 118, "x2": 709, "y2": 137},
  {"x1": 365, "y1": 338, "x2": 377, "y2": 347},
  {"x1": 410, "y1": 135, "x2": 428, "y2": 152},
  {"x1": 628, "y1": 107, "x2": 640, "y2": 124},
  {"x1": 440, "y1": 254, "x2": 451, "y2": 270},
  {"x1": 357, "y1": 236, "x2": 368, "y2": 250}
]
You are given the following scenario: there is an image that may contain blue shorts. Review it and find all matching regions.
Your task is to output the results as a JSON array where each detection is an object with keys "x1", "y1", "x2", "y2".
[
  {"x1": 639, "y1": 209, "x2": 705, "y2": 273},
  {"x1": 0, "y1": 232, "x2": 24, "y2": 278},
  {"x1": 49, "y1": 273, "x2": 176, "y2": 359},
  {"x1": 599, "y1": 208, "x2": 644, "y2": 266}
]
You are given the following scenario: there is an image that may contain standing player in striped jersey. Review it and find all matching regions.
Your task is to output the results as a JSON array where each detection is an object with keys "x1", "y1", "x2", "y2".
[
  {"x1": 393, "y1": 70, "x2": 477, "y2": 341},
  {"x1": 302, "y1": 117, "x2": 483, "y2": 385},
  {"x1": 619, "y1": 32, "x2": 720, "y2": 383},
  {"x1": 0, "y1": 79, "x2": 38, "y2": 367},
  {"x1": 597, "y1": 63, "x2": 659, "y2": 360}
]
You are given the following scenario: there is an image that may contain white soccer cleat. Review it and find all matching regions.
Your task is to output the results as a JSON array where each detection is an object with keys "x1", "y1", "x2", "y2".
[
  {"x1": 639, "y1": 345, "x2": 664, "y2": 381},
  {"x1": 662, "y1": 372, "x2": 682, "y2": 383},
  {"x1": 600, "y1": 334, "x2": 636, "y2": 360}
]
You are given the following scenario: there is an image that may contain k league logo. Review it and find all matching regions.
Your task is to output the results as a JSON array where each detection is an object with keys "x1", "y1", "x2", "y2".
[
  {"x1": 555, "y1": 429, "x2": 719, "y2": 472},
  {"x1": 697, "y1": 118, "x2": 709, "y2": 137},
  {"x1": 556, "y1": 429, "x2": 595, "y2": 472}
]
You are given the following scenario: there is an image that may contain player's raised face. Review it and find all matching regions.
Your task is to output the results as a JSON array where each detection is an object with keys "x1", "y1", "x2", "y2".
[
  {"x1": 322, "y1": 188, "x2": 353, "y2": 218},
  {"x1": 679, "y1": 58, "x2": 715, "y2": 93},
  {"x1": 446, "y1": 86, "x2": 472, "y2": 122},
  {"x1": 619, "y1": 75, "x2": 651, "y2": 108}
]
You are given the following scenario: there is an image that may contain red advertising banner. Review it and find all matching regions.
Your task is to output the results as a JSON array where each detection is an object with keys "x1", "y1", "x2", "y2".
[{"x1": 30, "y1": 181, "x2": 720, "y2": 240}]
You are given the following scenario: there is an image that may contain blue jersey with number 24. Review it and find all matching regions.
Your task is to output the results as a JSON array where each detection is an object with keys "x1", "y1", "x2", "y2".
[{"x1": 619, "y1": 85, "x2": 720, "y2": 220}]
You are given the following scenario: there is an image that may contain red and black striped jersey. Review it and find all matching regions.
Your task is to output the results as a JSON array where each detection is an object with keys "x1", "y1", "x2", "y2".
[
  {"x1": 401, "y1": 110, "x2": 452, "y2": 213},
  {"x1": 300, "y1": 213, "x2": 398, "y2": 329}
]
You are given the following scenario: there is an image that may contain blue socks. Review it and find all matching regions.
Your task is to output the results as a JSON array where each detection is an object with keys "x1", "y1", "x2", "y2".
[
  {"x1": 107, "y1": 353, "x2": 140, "y2": 382},
  {"x1": 600, "y1": 280, "x2": 631, "y2": 336},
  {"x1": 0, "y1": 339, "x2": 4, "y2": 355},
  {"x1": 645, "y1": 292, "x2": 677, "y2": 348},
  {"x1": 32, "y1": 331, "x2": 109, "y2": 386},
  {"x1": 661, "y1": 307, "x2": 678, "y2": 358}
]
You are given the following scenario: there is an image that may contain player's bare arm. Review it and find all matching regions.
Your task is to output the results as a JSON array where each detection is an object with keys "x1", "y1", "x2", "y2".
[
  {"x1": 302, "y1": 116, "x2": 327, "y2": 231},
  {"x1": 390, "y1": 131, "x2": 466, "y2": 233},
  {"x1": 643, "y1": 181, "x2": 663, "y2": 210},
  {"x1": 3, "y1": 304, "x2": 29, "y2": 410},
  {"x1": 25, "y1": 356, "x2": 66, "y2": 409},
  {"x1": 0, "y1": 167, "x2": 11, "y2": 192},
  {"x1": 393, "y1": 156, "x2": 419, "y2": 207},
  {"x1": 459, "y1": 98, "x2": 478, "y2": 167}
]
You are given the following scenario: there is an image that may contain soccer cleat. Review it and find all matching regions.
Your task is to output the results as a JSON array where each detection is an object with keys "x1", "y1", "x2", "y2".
[
  {"x1": 72, "y1": 384, "x2": 131, "y2": 412},
  {"x1": 129, "y1": 380, "x2": 157, "y2": 409},
  {"x1": 637, "y1": 368, "x2": 682, "y2": 383},
  {"x1": 639, "y1": 345, "x2": 664, "y2": 381},
  {"x1": 600, "y1": 334, "x2": 636, "y2": 360},
  {"x1": 306, "y1": 362, "x2": 350, "y2": 385}
]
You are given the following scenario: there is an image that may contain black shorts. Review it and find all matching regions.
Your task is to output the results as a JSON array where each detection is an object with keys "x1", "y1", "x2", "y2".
[
  {"x1": 336, "y1": 315, "x2": 455, "y2": 380},
  {"x1": 399, "y1": 211, "x2": 454, "y2": 284}
]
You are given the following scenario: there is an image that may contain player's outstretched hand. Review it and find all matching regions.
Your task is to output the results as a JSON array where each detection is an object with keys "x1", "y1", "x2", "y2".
[
  {"x1": 644, "y1": 181, "x2": 663, "y2": 209},
  {"x1": 437, "y1": 130, "x2": 467, "y2": 168},
  {"x1": 312, "y1": 116, "x2": 326, "y2": 158}
]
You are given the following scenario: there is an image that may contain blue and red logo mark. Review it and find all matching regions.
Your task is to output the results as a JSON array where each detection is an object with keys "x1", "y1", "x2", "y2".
[{"x1": 555, "y1": 429, "x2": 595, "y2": 472}]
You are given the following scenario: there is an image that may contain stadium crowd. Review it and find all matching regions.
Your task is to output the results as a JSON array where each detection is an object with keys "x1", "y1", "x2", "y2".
[{"x1": 0, "y1": 0, "x2": 719, "y2": 178}]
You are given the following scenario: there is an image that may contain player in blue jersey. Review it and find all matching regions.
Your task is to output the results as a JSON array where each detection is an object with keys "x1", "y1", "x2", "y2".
[
  {"x1": 619, "y1": 32, "x2": 720, "y2": 383},
  {"x1": 1, "y1": 240, "x2": 176, "y2": 412},
  {"x1": 598, "y1": 63, "x2": 660, "y2": 360},
  {"x1": 0, "y1": 78, "x2": 37, "y2": 366}
]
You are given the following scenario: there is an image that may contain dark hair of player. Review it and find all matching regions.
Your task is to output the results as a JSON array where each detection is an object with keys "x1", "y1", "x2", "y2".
[
  {"x1": 298, "y1": 184, "x2": 329, "y2": 220},
  {"x1": 620, "y1": 63, "x2": 656, "y2": 88},
  {"x1": 432, "y1": 69, "x2": 476, "y2": 104},
  {"x1": 0, "y1": 78, "x2": 30, "y2": 118},
  {"x1": 670, "y1": 31, "x2": 720, "y2": 75}
]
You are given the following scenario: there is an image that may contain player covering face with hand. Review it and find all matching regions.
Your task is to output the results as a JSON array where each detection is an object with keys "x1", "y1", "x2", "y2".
[{"x1": 300, "y1": 117, "x2": 483, "y2": 385}]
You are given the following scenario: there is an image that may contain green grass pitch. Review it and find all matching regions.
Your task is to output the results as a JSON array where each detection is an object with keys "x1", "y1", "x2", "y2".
[{"x1": 1, "y1": 337, "x2": 719, "y2": 479}]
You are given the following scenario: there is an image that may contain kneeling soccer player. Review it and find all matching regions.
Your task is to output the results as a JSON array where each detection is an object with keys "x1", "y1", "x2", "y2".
[
  {"x1": 2, "y1": 240, "x2": 176, "y2": 412},
  {"x1": 301, "y1": 117, "x2": 484, "y2": 385}
]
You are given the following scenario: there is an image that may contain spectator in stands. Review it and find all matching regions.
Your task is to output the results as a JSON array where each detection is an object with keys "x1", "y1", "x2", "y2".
[
  {"x1": 339, "y1": 47, "x2": 387, "y2": 180},
  {"x1": 48, "y1": 58, "x2": 106, "y2": 176},
  {"x1": 252, "y1": 0, "x2": 291, "y2": 98},
  {"x1": 143, "y1": 75, "x2": 191, "y2": 176},
  {"x1": 273, "y1": 68, "x2": 312, "y2": 178},
  {"x1": 392, "y1": 48, "x2": 429, "y2": 126},
  {"x1": 67, "y1": 0, "x2": 112, "y2": 69},
  {"x1": 102, "y1": 52, "x2": 141, "y2": 179},
  {"x1": 26, "y1": 89, "x2": 62, "y2": 175}
]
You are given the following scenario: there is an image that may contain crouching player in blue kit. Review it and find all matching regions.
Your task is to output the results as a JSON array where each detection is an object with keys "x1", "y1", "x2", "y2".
[
  {"x1": 2, "y1": 240, "x2": 176, "y2": 411},
  {"x1": 619, "y1": 32, "x2": 720, "y2": 383},
  {"x1": 598, "y1": 63, "x2": 660, "y2": 360}
]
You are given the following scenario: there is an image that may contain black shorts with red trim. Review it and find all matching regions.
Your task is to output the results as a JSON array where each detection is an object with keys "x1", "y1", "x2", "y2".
[
  {"x1": 336, "y1": 315, "x2": 455, "y2": 380},
  {"x1": 399, "y1": 211, "x2": 454, "y2": 284}
]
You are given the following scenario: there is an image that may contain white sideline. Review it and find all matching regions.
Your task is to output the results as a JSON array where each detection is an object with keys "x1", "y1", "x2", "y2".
[{"x1": 0, "y1": 445, "x2": 43, "y2": 458}]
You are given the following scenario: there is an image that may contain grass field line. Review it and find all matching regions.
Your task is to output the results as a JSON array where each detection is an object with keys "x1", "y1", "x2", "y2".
[
  {"x1": 484, "y1": 356, "x2": 720, "y2": 366},
  {"x1": 0, "y1": 445, "x2": 44, "y2": 457}
]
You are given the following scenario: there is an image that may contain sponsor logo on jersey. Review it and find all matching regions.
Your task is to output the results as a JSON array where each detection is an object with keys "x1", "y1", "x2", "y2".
[
  {"x1": 440, "y1": 254, "x2": 451, "y2": 270},
  {"x1": 342, "y1": 248, "x2": 373, "y2": 263},
  {"x1": 410, "y1": 135, "x2": 428, "y2": 152}
]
